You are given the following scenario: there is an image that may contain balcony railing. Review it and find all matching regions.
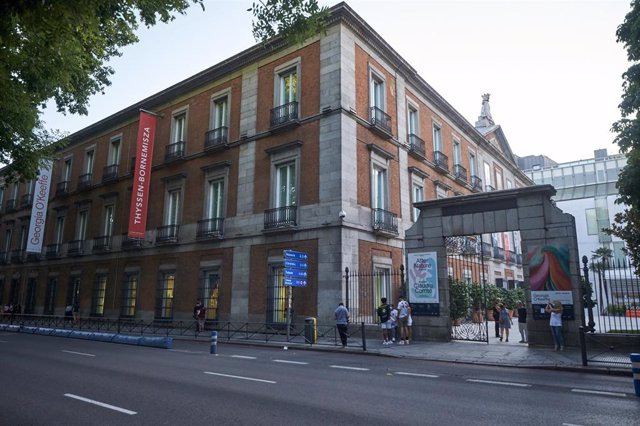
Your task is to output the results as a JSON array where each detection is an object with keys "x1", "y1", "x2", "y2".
[
  {"x1": 56, "y1": 181, "x2": 70, "y2": 196},
  {"x1": 196, "y1": 218, "x2": 224, "y2": 239},
  {"x1": 102, "y1": 164, "x2": 119, "y2": 183},
  {"x1": 516, "y1": 253, "x2": 523, "y2": 265},
  {"x1": 165, "y1": 141, "x2": 185, "y2": 162},
  {"x1": 5, "y1": 198, "x2": 17, "y2": 212},
  {"x1": 485, "y1": 184, "x2": 496, "y2": 192},
  {"x1": 264, "y1": 206, "x2": 297, "y2": 230},
  {"x1": 204, "y1": 127, "x2": 229, "y2": 150},
  {"x1": 470, "y1": 175, "x2": 482, "y2": 192},
  {"x1": 270, "y1": 101, "x2": 299, "y2": 127},
  {"x1": 45, "y1": 244, "x2": 61, "y2": 259},
  {"x1": 156, "y1": 224, "x2": 180, "y2": 244},
  {"x1": 78, "y1": 173, "x2": 92, "y2": 191},
  {"x1": 433, "y1": 151, "x2": 449, "y2": 172},
  {"x1": 122, "y1": 237, "x2": 144, "y2": 250},
  {"x1": 67, "y1": 240, "x2": 84, "y2": 256},
  {"x1": 371, "y1": 208, "x2": 398, "y2": 235},
  {"x1": 21, "y1": 193, "x2": 33, "y2": 208},
  {"x1": 493, "y1": 246, "x2": 505, "y2": 260},
  {"x1": 454, "y1": 164, "x2": 467, "y2": 183},
  {"x1": 408, "y1": 134, "x2": 426, "y2": 157},
  {"x1": 506, "y1": 250, "x2": 516, "y2": 264},
  {"x1": 0, "y1": 251, "x2": 8, "y2": 264},
  {"x1": 11, "y1": 249, "x2": 26, "y2": 263},
  {"x1": 369, "y1": 106, "x2": 392, "y2": 135},
  {"x1": 92, "y1": 236, "x2": 112, "y2": 252},
  {"x1": 481, "y1": 242, "x2": 492, "y2": 257}
]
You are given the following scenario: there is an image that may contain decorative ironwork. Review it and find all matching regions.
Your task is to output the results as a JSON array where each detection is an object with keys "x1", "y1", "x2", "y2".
[
  {"x1": 343, "y1": 265, "x2": 406, "y2": 324},
  {"x1": 408, "y1": 134, "x2": 425, "y2": 157},
  {"x1": 46, "y1": 244, "x2": 61, "y2": 259},
  {"x1": 165, "y1": 141, "x2": 185, "y2": 162},
  {"x1": 433, "y1": 151, "x2": 449, "y2": 172},
  {"x1": 470, "y1": 175, "x2": 482, "y2": 191},
  {"x1": 369, "y1": 106, "x2": 392, "y2": 135},
  {"x1": 264, "y1": 206, "x2": 297, "y2": 230},
  {"x1": 156, "y1": 224, "x2": 180, "y2": 244},
  {"x1": 270, "y1": 101, "x2": 299, "y2": 127},
  {"x1": 371, "y1": 208, "x2": 398, "y2": 235},
  {"x1": 56, "y1": 181, "x2": 70, "y2": 196},
  {"x1": 77, "y1": 173, "x2": 92, "y2": 191},
  {"x1": 67, "y1": 240, "x2": 84, "y2": 256},
  {"x1": 204, "y1": 127, "x2": 229, "y2": 149},
  {"x1": 485, "y1": 184, "x2": 495, "y2": 192},
  {"x1": 92, "y1": 236, "x2": 111, "y2": 252},
  {"x1": 197, "y1": 218, "x2": 224, "y2": 239},
  {"x1": 122, "y1": 237, "x2": 144, "y2": 250},
  {"x1": 454, "y1": 164, "x2": 467, "y2": 183},
  {"x1": 102, "y1": 164, "x2": 119, "y2": 182},
  {"x1": 20, "y1": 193, "x2": 33, "y2": 208}
]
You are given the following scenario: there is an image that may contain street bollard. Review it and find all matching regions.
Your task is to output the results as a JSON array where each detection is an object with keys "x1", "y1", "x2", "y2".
[
  {"x1": 210, "y1": 331, "x2": 218, "y2": 355},
  {"x1": 631, "y1": 353, "x2": 640, "y2": 397}
]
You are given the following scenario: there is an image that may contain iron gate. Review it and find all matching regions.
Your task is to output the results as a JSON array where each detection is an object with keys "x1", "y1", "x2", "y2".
[
  {"x1": 344, "y1": 266, "x2": 405, "y2": 324},
  {"x1": 447, "y1": 236, "x2": 489, "y2": 342}
]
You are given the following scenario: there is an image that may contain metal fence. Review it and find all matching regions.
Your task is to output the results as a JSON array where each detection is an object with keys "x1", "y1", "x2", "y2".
[{"x1": 344, "y1": 266, "x2": 405, "y2": 325}]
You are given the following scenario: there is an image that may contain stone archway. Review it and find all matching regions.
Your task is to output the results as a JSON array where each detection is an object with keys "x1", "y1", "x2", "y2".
[{"x1": 406, "y1": 185, "x2": 582, "y2": 347}]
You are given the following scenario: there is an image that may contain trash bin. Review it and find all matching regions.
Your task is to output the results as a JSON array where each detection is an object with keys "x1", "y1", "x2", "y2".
[{"x1": 304, "y1": 317, "x2": 317, "y2": 344}]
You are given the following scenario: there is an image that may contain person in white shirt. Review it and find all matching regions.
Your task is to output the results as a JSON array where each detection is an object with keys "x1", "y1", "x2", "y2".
[
  {"x1": 545, "y1": 300, "x2": 564, "y2": 351},
  {"x1": 397, "y1": 297, "x2": 410, "y2": 345}
]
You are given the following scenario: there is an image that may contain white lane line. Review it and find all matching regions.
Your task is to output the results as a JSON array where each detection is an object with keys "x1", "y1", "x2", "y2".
[
  {"x1": 62, "y1": 350, "x2": 96, "y2": 357},
  {"x1": 329, "y1": 365, "x2": 369, "y2": 371},
  {"x1": 169, "y1": 349, "x2": 203, "y2": 354},
  {"x1": 467, "y1": 379, "x2": 531, "y2": 388},
  {"x1": 395, "y1": 372, "x2": 439, "y2": 378},
  {"x1": 273, "y1": 359, "x2": 309, "y2": 365},
  {"x1": 230, "y1": 355, "x2": 257, "y2": 360},
  {"x1": 562, "y1": 423, "x2": 584, "y2": 426},
  {"x1": 571, "y1": 389, "x2": 626, "y2": 397},
  {"x1": 204, "y1": 372, "x2": 276, "y2": 384},
  {"x1": 64, "y1": 394, "x2": 137, "y2": 415}
]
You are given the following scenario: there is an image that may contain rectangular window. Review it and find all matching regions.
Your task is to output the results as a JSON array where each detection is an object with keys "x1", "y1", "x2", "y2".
[
  {"x1": 3, "y1": 229, "x2": 12, "y2": 255},
  {"x1": 436, "y1": 185, "x2": 448, "y2": 199},
  {"x1": 120, "y1": 273, "x2": 138, "y2": 318},
  {"x1": 66, "y1": 276, "x2": 80, "y2": 306},
  {"x1": 372, "y1": 166, "x2": 388, "y2": 210},
  {"x1": 44, "y1": 277, "x2": 57, "y2": 315},
  {"x1": 432, "y1": 124, "x2": 442, "y2": 153},
  {"x1": 0, "y1": 186, "x2": 4, "y2": 206},
  {"x1": 55, "y1": 216, "x2": 65, "y2": 245},
  {"x1": 173, "y1": 113, "x2": 186, "y2": 143},
  {"x1": 484, "y1": 162, "x2": 492, "y2": 189},
  {"x1": 206, "y1": 179, "x2": 224, "y2": 219},
  {"x1": 453, "y1": 141, "x2": 461, "y2": 165},
  {"x1": 506, "y1": 178, "x2": 513, "y2": 189},
  {"x1": 76, "y1": 210, "x2": 88, "y2": 240},
  {"x1": 109, "y1": 137, "x2": 121, "y2": 166},
  {"x1": 370, "y1": 74, "x2": 385, "y2": 110},
  {"x1": 91, "y1": 274, "x2": 107, "y2": 316},
  {"x1": 278, "y1": 68, "x2": 298, "y2": 106},
  {"x1": 103, "y1": 205, "x2": 114, "y2": 237},
  {"x1": 469, "y1": 152, "x2": 477, "y2": 176},
  {"x1": 276, "y1": 162, "x2": 296, "y2": 208},
  {"x1": 412, "y1": 183, "x2": 424, "y2": 222},
  {"x1": 85, "y1": 150, "x2": 94, "y2": 174},
  {"x1": 63, "y1": 158, "x2": 72, "y2": 181},
  {"x1": 200, "y1": 270, "x2": 220, "y2": 321},
  {"x1": 494, "y1": 168, "x2": 503, "y2": 190},
  {"x1": 373, "y1": 267, "x2": 391, "y2": 313},
  {"x1": 155, "y1": 272, "x2": 175, "y2": 320},
  {"x1": 408, "y1": 105, "x2": 418, "y2": 136},
  {"x1": 24, "y1": 277, "x2": 37, "y2": 314},
  {"x1": 165, "y1": 189, "x2": 181, "y2": 226},
  {"x1": 267, "y1": 265, "x2": 287, "y2": 324},
  {"x1": 585, "y1": 208, "x2": 598, "y2": 235},
  {"x1": 19, "y1": 224, "x2": 28, "y2": 250},
  {"x1": 10, "y1": 182, "x2": 18, "y2": 199},
  {"x1": 212, "y1": 96, "x2": 228, "y2": 129}
]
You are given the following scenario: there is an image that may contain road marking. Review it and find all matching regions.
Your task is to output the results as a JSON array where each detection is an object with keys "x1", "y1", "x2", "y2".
[
  {"x1": 204, "y1": 372, "x2": 276, "y2": 384},
  {"x1": 273, "y1": 359, "x2": 309, "y2": 365},
  {"x1": 395, "y1": 372, "x2": 439, "y2": 378},
  {"x1": 329, "y1": 365, "x2": 369, "y2": 371},
  {"x1": 64, "y1": 394, "x2": 137, "y2": 415},
  {"x1": 169, "y1": 349, "x2": 203, "y2": 354},
  {"x1": 230, "y1": 355, "x2": 257, "y2": 360},
  {"x1": 562, "y1": 423, "x2": 584, "y2": 426},
  {"x1": 62, "y1": 350, "x2": 96, "y2": 357},
  {"x1": 466, "y1": 379, "x2": 531, "y2": 388},
  {"x1": 571, "y1": 389, "x2": 626, "y2": 397}
]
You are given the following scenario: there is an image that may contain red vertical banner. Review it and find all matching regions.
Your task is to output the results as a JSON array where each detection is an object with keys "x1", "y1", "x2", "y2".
[{"x1": 128, "y1": 111, "x2": 157, "y2": 239}]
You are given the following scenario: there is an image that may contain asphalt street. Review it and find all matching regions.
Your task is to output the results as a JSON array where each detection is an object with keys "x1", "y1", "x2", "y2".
[{"x1": 0, "y1": 333, "x2": 637, "y2": 425}]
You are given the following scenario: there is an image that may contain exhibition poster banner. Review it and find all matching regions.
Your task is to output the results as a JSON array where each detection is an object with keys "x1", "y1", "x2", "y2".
[
  {"x1": 408, "y1": 252, "x2": 439, "y2": 303},
  {"x1": 528, "y1": 243, "x2": 575, "y2": 319},
  {"x1": 26, "y1": 161, "x2": 53, "y2": 253},
  {"x1": 128, "y1": 111, "x2": 157, "y2": 239}
]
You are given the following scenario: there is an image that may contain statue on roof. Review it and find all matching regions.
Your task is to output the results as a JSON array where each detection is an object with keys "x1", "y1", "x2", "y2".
[{"x1": 476, "y1": 93, "x2": 496, "y2": 127}]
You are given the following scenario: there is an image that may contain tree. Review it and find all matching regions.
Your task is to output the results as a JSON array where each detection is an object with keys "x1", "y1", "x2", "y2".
[
  {"x1": 610, "y1": 0, "x2": 640, "y2": 274},
  {"x1": 0, "y1": 0, "x2": 326, "y2": 182}
]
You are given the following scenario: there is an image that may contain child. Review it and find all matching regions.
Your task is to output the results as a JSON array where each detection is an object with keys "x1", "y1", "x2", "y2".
[{"x1": 389, "y1": 305, "x2": 399, "y2": 343}]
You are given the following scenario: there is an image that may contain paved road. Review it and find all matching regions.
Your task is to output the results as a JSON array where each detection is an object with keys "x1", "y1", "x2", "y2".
[{"x1": 1, "y1": 333, "x2": 637, "y2": 425}]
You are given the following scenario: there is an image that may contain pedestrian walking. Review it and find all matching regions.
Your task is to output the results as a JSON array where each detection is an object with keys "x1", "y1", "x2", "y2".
[
  {"x1": 498, "y1": 303, "x2": 512, "y2": 342},
  {"x1": 389, "y1": 305, "x2": 398, "y2": 343},
  {"x1": 516, "y1": 301, "x2": 528, "y2": 343},
  {"x1": 64, "y1": 304, "x2": 73, "y2": 323},
  {"x1": 492, "y1": 301, "x2": 501, "y2": 338},
  {"x1": 335, "y1": 302, "x2": 349, "y2": 348},
  {"x1": 72, "y1": 301, "x2": 80, "y2": 323},
  {"x1": 193, "y1": 300, "x2": 205, "y2": 332},
  {"x1": 545, "y1": 300, "x2": 564, "y2": 351},
  {"x1": 397, "y1": 297, "x2": 410, "y2": 345},
  {"x1": 377, "y1": 297, "x2": 392, "y2": 345}
]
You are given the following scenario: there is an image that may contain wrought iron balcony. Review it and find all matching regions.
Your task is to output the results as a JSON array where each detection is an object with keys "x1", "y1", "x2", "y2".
[
  {"x1": 67, "y1": 240, "x2": 84, "y2": 256},
  {"x1": 493, "y1": 246, "x2": 505, "y2": 260},
  {"x1": 46, "y1": 244, "x2": 61, "y2": 259},
  {"x1": 270, "y1": 101, "x2": 299, "y2": 127},
  {"x1": 78, "y1": 173, "x2": 93, "y2": 191},
  {"x1": 122, "y1": 236, "x2": 144, "y2": 250},
  {"x1": 197, "y1": 218, "x2": 224, "y2": 239},
  {"x1": 11, "y1": 249, "x2": 26, "y2": 263},
  {"x1": 470, "y1": 175, "x2": 482, "y2": 192},
  {"x1": 506, "y1": 250, "x2": 516, "y2": 264},
  {"x1": 156, "y1": 224, "x2": 180, "y2": 244},
  {"x1": 369, "y1": 106, "x2": 392, "y2": 136},
  {"x1": 481, "y1": 242, "x2": 492, "y2": 257},
  {"x1": 454, "y1": 164, "x2": 467, "y2": 183},
  {"x1": 408, "y1": 134, "x2": 426, "y2": 157},
  {"x1": 485, "y1": 184, "x2": 495, "y2": 192},
  {"x1": 516, "y1": 253, "x2": 523, "y2": 265},
  {"x1": 102, "y1": 164, "x2": 119, "y2": 183},
  {"x1": 20, "y1": 193, "x2": 33, "y2": 208},
  {"x1": 5, "y1": 198, "x2": 17, "y2": 212},
  {"x1": 264, "y1": 206, "x2": 297, "y2": 230},
  {"x1": 371, "y1": 208, "x2": 398, "y2": 236},
  {"x1": 165, "y1": 141, "x2": 185, "y2": 162},
  {"x1": 56, "y1": 181, "x2": 70, "y2": 196},
  {"x1": 92, "y1": 236, "x2": 111, "y2": 252},
  {"x1": 433, "y1": 151, "x2": 449, "y2": 172},
  {"x1": 204, "y1": 127, "x2": 229, "y2": 150}
]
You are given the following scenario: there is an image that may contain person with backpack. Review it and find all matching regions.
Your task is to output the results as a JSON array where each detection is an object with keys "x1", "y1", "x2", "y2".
[
  {"x1": 389, "y1": 305, "x2": 399, "y2": 343},
  {"x1": 397, "y1": 297, "x2": 410, "y2": 345},
  {"x1": 377, "y1": 297, "x2": 392, "y2": 345}
]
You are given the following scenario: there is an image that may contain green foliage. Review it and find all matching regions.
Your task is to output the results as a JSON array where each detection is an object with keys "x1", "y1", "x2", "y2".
[
  {"x1": 449, "y1": 279, "x2": 470, "y2": 320},
  {"x1": 249, "y1": 0, "x2": 329, "y2": 45},
  {"x1": 501, "y1": 287, "x2": 524, "y2": 310},
  {"x1": 611, "y1": 0, "x2": 640, "y2": 274},
  {"x1": 606, "y1": 304, "x2": 627, "y2": 316}
]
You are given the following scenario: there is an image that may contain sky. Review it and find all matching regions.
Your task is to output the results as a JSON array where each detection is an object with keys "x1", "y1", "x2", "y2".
[{"x1": 40, "y1": 0, "x2": 631, "y2": 164}]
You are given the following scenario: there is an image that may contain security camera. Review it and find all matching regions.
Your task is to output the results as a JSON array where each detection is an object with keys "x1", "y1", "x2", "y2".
[{"x1": 339, "y1": 210, "x2": 346, "y2": 219}]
